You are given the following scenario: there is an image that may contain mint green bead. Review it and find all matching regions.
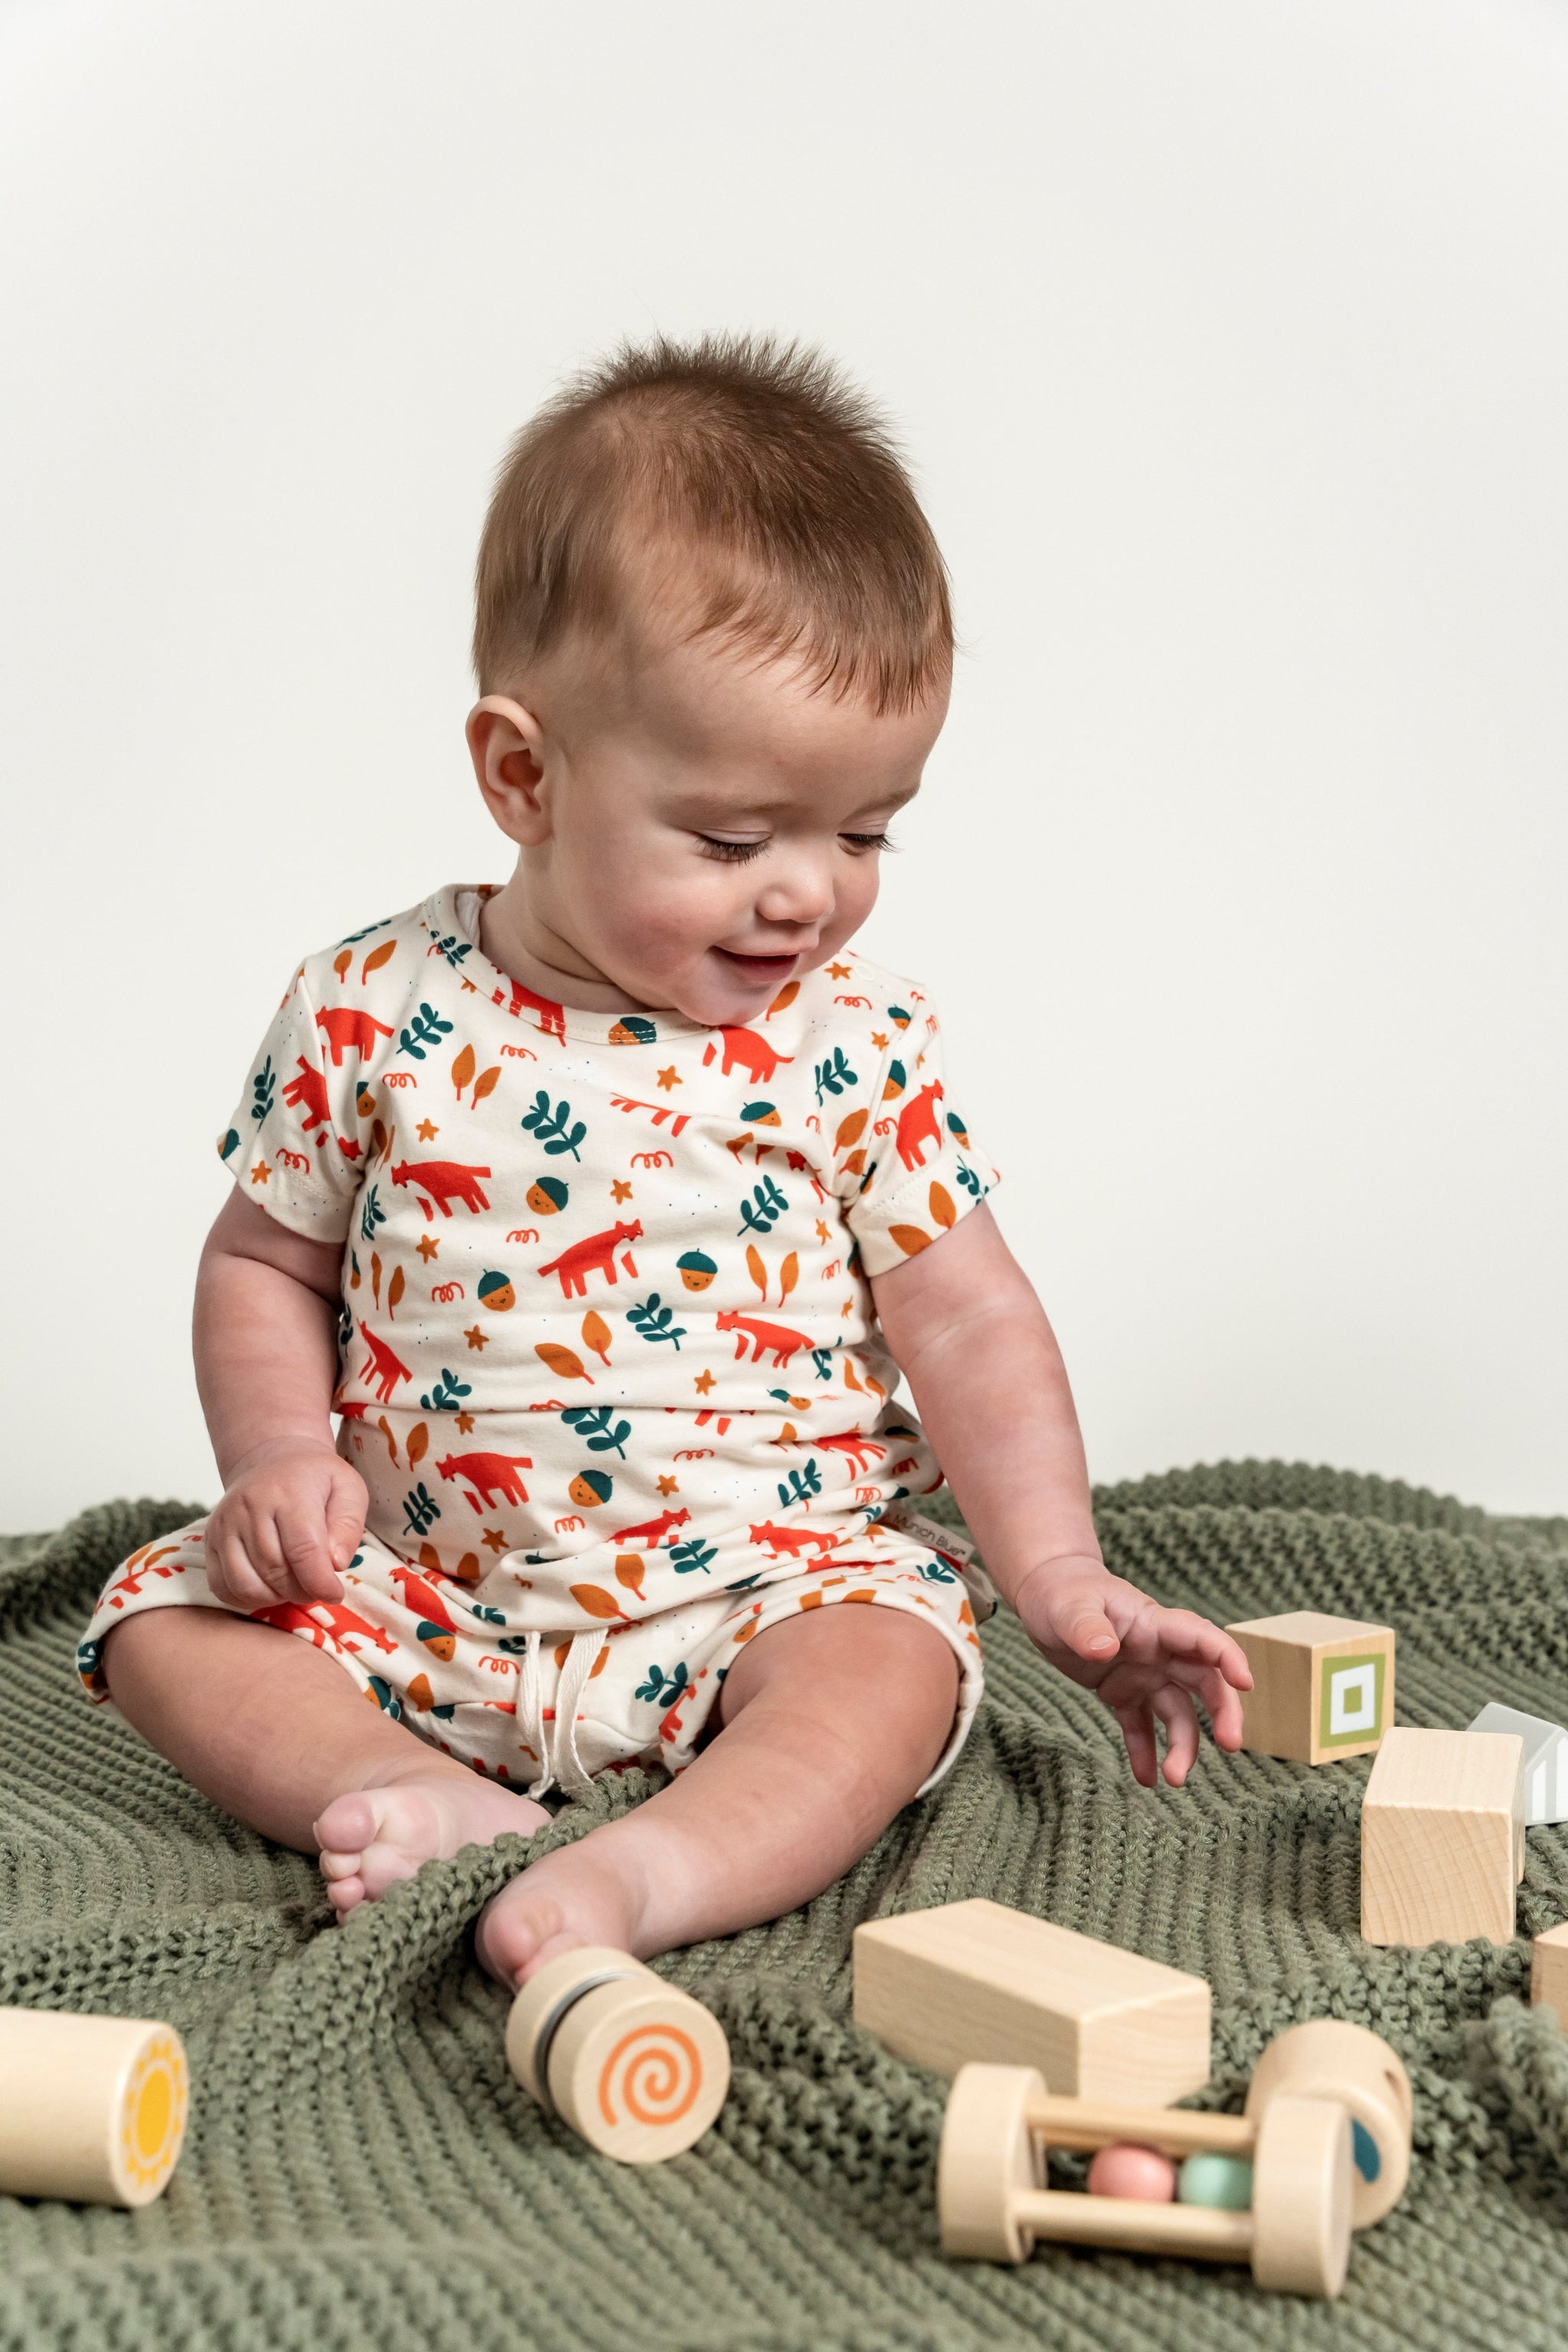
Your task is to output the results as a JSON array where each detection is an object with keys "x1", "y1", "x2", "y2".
[{"x1": 1178, "y1": 2151, "x2": 1254, "y2": 2211}]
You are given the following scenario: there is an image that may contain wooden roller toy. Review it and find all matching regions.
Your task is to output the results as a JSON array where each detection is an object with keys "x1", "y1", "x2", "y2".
[
  {"x1": 505, "y1": 1946, "x2": 730, "y2": 2164},
  {"x1": 939, "y1": 2020, "x2": 1412, "y2": 2300},
  {"x1": 0, "y1": 2007, "x2": 188, "y2": 2207}
]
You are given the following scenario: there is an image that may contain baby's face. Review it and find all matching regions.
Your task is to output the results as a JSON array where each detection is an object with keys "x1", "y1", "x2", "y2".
[{"x1": 475, "y1": 619, "x2": 947, "y2": 1028}]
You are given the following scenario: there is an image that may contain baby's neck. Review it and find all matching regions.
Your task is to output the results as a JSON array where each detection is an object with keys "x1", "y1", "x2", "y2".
[{"x1": 478, "y1": 875, "x2": 648, "y2": 1017}]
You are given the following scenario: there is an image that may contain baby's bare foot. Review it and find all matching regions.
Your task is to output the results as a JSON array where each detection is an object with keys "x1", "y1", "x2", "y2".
[
  {"x1": 315, "y1": 1768, "x2": 550, "y2": 1915},
  {"x1": 475, "y1": 1836, "x2": 654, "y2": 1988}
]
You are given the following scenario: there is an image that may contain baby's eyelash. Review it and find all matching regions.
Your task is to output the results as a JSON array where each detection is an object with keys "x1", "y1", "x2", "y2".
[
  {"x1": 841, "y1": 830, "x2": 897, "y2": 854},
  {"x1": 698, "y1": 836, "x2": 769, "y2": 864}
]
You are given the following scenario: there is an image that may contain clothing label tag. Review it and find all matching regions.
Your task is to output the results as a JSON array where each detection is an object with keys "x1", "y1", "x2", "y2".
[{"x1": 882, "y1": 1504, "x2": 998, "y2": 1623}]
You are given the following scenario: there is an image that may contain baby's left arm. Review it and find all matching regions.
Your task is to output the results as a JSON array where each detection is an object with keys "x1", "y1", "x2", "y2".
[{"x1": 872, "y1": 1204, "x2": 1250, "y2": 1788}]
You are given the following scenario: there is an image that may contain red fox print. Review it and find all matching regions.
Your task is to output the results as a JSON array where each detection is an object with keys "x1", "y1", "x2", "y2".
[
  {"x1": 103, "y1": 1544, "x2": 185, "y2": 1607},
  {"x1": 610, "y1": 1505, "x2": 691, "y2": 1548},
  {"x1": 815, "y1": 1432, "x2": 887, "y2": 1475},
  {"x1": 748, "y1": 1521, "x2": 840, "y2": 1559},
  {"x1": 702, "y1": 1027, "x2": 793, "y2": 1084},
  {"x1": 315, "y1": 1006, "x2": 396, "y2": 1065},
  {"x1": 281, "y1": 1056, "x2": 332, "y2": 1135},
  {"x1": 436, "y1": 1452, "x2": 534, "y2": 1511},
  {"x1": 390, "y1": 1158, "x2": 492, "y2": 1219},
  {"x1": 501, "y1": 976, "x2": 567, "y2": 1041},
  {"x1": 536, "y1": 1220, "x2": 642, "y2": 1298},
  {"x1": 715, "y1": 1310, "x2": 813, "y2": 1369},
  {"x1": 357, "y1": 1321, "x2": 412, "y2": 1403},
  {"x1": 250, "y1": 1600, "x2": 397, "y2": 1656},
  {"x1": 895, "y1": 1080, "x2": 945, "y2": 1171}
]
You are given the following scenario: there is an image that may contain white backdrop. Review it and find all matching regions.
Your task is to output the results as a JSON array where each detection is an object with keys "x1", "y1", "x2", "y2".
[{"x1": 3, "y1": 0, "x2": 1565, "y2": 1527}]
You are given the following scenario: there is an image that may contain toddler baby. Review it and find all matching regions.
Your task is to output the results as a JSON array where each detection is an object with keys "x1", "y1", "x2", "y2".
[{"x1": 83, "y1": 335, "x2": 1250, "y2": 1989}]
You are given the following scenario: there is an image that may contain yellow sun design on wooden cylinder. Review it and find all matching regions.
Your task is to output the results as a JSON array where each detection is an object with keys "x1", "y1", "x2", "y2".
[{"x1": 116, "y1": 2030, "x2": 188, "y2": 2203}]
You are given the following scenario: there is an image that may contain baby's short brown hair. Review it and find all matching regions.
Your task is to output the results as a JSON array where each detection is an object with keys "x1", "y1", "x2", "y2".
[{"x1": 473, "y1": 335, "x2": 951, "y2": 713}]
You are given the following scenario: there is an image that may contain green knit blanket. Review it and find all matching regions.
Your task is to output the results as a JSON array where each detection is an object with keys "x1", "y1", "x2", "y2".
[{"x1": 5, "y1": 1468, "x2": 1568, "y2": 2351}]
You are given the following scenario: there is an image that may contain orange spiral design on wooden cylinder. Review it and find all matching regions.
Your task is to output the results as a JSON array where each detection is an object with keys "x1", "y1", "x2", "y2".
[{"x1": 597, "y1": 2024, "x2": 703, "y2": 2128}]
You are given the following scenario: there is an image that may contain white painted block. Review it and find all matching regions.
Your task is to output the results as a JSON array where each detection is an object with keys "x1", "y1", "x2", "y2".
[{"x1": 1468, "y1": 1703, "x2": 1568, "y2": 1826}]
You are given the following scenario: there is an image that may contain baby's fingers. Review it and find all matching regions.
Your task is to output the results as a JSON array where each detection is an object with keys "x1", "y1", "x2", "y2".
[
  {"x1": 205, "y1": 1527, "x2": 276, "y2": 1614},
  {"x1": 274, "y1": 1500, "x2": 346, "y2": 1605},
  {"x1": 1110, "y1": 1697, "x2": 1160, "y2": 1788},
  {"x1": 1151, "y1": 1683, "x2": 1201, "y2": 1786}
]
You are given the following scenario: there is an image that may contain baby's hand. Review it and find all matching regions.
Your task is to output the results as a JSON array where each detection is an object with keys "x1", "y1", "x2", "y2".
[
  {"x1": 1012, "y1": 1553, "x2": 1252, "y2": 1788},
  {"x1": 203, "y1": 1437, "x2": 366, "y2": 1613}
]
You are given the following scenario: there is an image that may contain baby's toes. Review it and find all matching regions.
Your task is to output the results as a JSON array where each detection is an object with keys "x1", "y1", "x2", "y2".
[
  {"x1": 325, "y1": 1871, "x2": 368, "y2": 1916},
  {"x1": 313, "y1": 1790, "x2": 376, "y2": 1857}
]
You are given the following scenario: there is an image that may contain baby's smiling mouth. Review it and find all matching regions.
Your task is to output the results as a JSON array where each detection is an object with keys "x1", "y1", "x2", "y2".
[{"x1": 713, "y1": 946, "x2": 804, "y2": 985}]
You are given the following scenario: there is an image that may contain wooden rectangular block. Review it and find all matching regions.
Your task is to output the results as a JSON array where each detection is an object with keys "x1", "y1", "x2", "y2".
[
  {"x1": 1361, "y1": 1726, "x2": 1523, "y2": 1947},
  {"x1": 1226, "y1": 1611, "x2": 1396, "y2": 1764},
  {"x1": 852, "y1": 1898, "x2": 1210, "y2": 2104},
  {"x1": 1531, "y1": 1923, "x2": 1568, "y2": 2023},
  {"x1": 1468, "y1": 1703, "x2": 1568, "y2": 1825}
]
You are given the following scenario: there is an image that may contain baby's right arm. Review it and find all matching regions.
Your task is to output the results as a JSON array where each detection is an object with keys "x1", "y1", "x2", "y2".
[{"x1": 194, "y1": 1191, "x2": 367, "y2": 1612}]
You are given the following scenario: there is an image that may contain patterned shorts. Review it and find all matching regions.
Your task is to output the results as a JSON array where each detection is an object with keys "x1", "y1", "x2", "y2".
[{"x1": 78, "y1": 1519, "x2": 986, "y2": 1801}]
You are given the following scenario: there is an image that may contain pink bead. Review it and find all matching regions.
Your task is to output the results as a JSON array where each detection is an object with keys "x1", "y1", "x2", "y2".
[{"x1": 1086, "y1": 2142, "x2": 1178, "y2": 2203}]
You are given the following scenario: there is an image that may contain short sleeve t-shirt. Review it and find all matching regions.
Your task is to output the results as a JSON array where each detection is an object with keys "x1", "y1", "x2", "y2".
[{"x1": 221, "y1": 884, "x2": 996, "y2": 1619}]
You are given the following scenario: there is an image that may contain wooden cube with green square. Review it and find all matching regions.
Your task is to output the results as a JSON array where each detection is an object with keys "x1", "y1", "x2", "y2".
[{"x1": 1225, "y1": 1612, "x2": 1395, "y2": 1765}]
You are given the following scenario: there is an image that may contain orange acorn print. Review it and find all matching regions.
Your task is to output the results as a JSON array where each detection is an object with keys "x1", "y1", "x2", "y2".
[
  {"x1": 478, "y1": 1271, "x2": 516, "y2": 1312},
  {"x1": 676, "y1": 1253, "x2": 717, "y2": 1293},
  {"x1": 569, "y1": 1469, "x2": 613, "y2": 1510}
]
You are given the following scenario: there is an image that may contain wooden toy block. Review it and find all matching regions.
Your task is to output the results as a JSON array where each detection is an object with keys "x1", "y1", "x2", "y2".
[
  {"x1": 853, "y1": 1898, "x2": 1210, "y2": 2104},
  {"x1": 1468, "y1": 1703, "x2": 1568, "y2": 1825},
  {"x1": 1361, "y1": 1726, "x2": 1524, "y2": 1946},
  {"x1": 1530, "y1": 1922, "x2": 1568, "y2": 2023},
  {"x1": 1225, "y1": 1612, "x2": 1395, "y2": 1764},
  {"x1": 0, "y1": 2007, "x2": 188, "y2": 2207},
  {"x1": 936, "y1": 2018, "x2": 1411, "y2": 2300},
  {"x1": 505, "y1": 1945, "x2": 730, "y2": 2163}
]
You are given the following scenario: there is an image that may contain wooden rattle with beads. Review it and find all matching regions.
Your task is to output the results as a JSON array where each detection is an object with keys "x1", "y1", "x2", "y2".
[
  {"x1": 939, "y1": 2018, "x2": 1412, "y2": 2301},
  {"x1": 505, "y1": 1946, "x2": 730, "y2": 2164},
  {"x1": 0, "y1": 2007, "x2": 190, "y2": 2207}
]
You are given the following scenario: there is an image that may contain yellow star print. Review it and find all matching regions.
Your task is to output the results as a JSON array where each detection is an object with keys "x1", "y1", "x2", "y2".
[
  {"x1": 416, "y1": 1236, "x2": 439, "y2": 1263},
  {"x1": 416, "y1": 1119, "x2": 439, "y2": 1142},
  {"x1": 871, "y1": 1031, "x2": 889, "y2": 1050},
  {"x1": 827, "y1": 961, "x2": 851, "y2": 978},
  {"x1": 455, "y1": 1410, "x2": 475, "y2": 1433},
  {"x1": 656, "y1": 1475, "x2": 679, "y2": 1498},
  {"x1": 464, "y1": 1325, "x2": 488, "y2": 1351},
  {"x1": 481, "y1": 1527, "x2": 507, "y2": 1553},
  {"x1": 657, "y1": 1066, "x2": 682, "y2": 1091},
  {"x1": 610, "y1": 1178, "x2": 633, "y2": 1203},
  {"x1": 250, "y1": 1162, "x2": 270, "y2": 1184},
  {"x1": 693, "y1": 1369, "x2": 715, "y2": 1396}
]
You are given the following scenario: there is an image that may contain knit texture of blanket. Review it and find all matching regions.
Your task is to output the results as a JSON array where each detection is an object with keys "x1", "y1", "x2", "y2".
[{"x1": 5, "y1": 1467, "x2": 1568, "y2": 2352}]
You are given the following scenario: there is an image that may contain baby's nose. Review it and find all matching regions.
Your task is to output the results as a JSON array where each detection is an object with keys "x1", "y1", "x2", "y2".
[{"x1": 755, "y1": 854, "x2": 834, "y2": 927}]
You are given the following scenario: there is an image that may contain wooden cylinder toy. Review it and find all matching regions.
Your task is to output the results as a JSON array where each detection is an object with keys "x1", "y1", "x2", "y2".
[
  {"x1": 0, "y1": 2007, "x2": 188, "y2": 2207},
  {"x1": 938, "y1": 2065, "x2": 1354, "y2": 2298},
  {"x1": 1243, "y1": 2018, "x2": 1411, "y2": 2227},
  {"x1": 505, "y1": 1945, "x2": 730, "y2": 2164}
]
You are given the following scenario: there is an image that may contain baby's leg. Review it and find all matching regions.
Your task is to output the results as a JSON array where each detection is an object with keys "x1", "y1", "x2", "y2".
[
  {"x1": 475, "y1": 1602, "x2": 960, "y2": 1985},
  {"x1": 103, "y1": 1609, "x2": 549, "y2": 1904}
]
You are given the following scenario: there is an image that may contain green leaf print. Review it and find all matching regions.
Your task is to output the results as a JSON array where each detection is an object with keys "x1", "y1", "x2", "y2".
[
  {"x1": 628, "y1": 1293, "x2": 685, "y2": 1349},
  {"x1": 250, "y1": 1055, "x2": 276, "y2": 1123},
  {"x1": 777, "y1": 1461, "x2": 822, "y2": 1508},
  {"x1": 635, "y1": 1661, "x2": 691, "y2": 1706},
  {"x1": 521, "y1": 1092, "x2": 587, "y2": 1159},
  {"x1": 669, "y1": 1537, "x2": 717, "y2": 1576},
  {"x1": 220, "y1": 1129, "x2": 240, "y2": 1161},
  {"x1": 561, "y1": 1406, "x2": 631, "y2": 1457},
  {"x1": 402, "y1": 1482, "x2": 441, "y2": 1537},
  {"x1": 956, "y1": 1161, "x2": 982, "y2": 1197},
  {"x1": 397, "y1": 1002, "x2": 455, "y2": 1061},
  {"x1": 337, "y1": 916, "x2": 394, "y2": 946},
  {"x1": 426, "y1": 931, "x2": 473, "y2": 972},
  {"x1": 811, "y1": 1348, "x2": 836, "y2": 1380},
  {"x1": 360, "y1": 1184, "x2": 387, "y2": 1243},
  {"x1": 737, "y1": 1176, "x2": 789, "y2": 1237},
  {"x1": 419, "y1": 1368, "x2": 472, "y2": 1413},
  {"x1": 813, "y1": 1047, "x2": 856, "y2": 1103}
]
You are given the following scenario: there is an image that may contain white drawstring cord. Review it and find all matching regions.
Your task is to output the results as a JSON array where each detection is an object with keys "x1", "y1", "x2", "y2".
[{"x1": 514, "y1": 1625, "x2": 607, "y2": 1802}]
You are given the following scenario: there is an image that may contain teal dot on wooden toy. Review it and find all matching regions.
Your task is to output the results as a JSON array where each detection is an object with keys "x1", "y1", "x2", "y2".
[
  {"x1": 1352, "y1": 2118, "x2": 1380, "y2": 2181},
  {"x1": 1178, "y1": 2151, "x2": 1254, "y2": 2210}
]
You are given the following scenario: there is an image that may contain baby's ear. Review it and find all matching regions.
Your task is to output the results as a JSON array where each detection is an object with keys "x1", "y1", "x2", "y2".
[{"x1": 467, "y1": 696, "x2": 549, "y2": 842}]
